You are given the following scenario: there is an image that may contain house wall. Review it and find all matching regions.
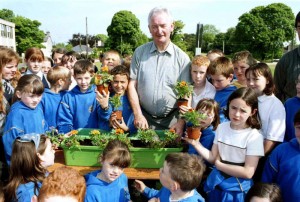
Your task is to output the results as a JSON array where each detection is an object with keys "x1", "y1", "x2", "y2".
[{"x1": 0, "y1": 18, "x2": 16, "y2": 51}]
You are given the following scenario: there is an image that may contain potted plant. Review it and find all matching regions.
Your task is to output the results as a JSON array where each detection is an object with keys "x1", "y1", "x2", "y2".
[
  {"x1": 91, "y1": 66, "x2": 113, "y2": 94},
  {"x1": 89, "y1": 129, "x2": 131, "y2": 148},
  {"x1": 174, "y1": 81, "x2": 193, "y2": 107},
  {"x1": 181, "y1": 109, "x2": 206, "y2": 140},
  {"x1": 109, "y1": 94, "x2": 122, "y2": 122}
]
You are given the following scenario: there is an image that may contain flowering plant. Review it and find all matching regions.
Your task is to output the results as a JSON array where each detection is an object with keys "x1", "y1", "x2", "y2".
[
  {"x1": 174, "y1": 81, "x2": 193, "y2": 99},
  {"x1": 89, "y1": 129, "x2": 131, "y2": 148},
  {"x1": 181, "y1": 109, "x2": 207, "y2": 127},
  {"x1": 109, "y1": 94, "x2": 122, "y2": 109},
  {"x1": 61, "y1": 130, "x2": 85, "y2": 149},
  {"x1": 91, "y1": 66, "x2": 113, "y2": 87}
]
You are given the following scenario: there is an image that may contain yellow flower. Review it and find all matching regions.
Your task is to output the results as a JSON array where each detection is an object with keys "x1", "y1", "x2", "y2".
[
  {"x1": 180, "y1": 81, "x2": 187, "y2": 87},
  {"x1": 101, "y1": 66, "x2": 109, "y2": 72},
  {"x1": 90, "y1": 130, "x2": 101, "y2": 136},
  {"x1": 69, "y1": 130, "x2": 78, "y2": 135},
  {"x1": 115, "y1": 129, "x2": 124, "y2": 135},
  {"x1": 169, "y1": 129, "x2": 176, "y2": 133}
]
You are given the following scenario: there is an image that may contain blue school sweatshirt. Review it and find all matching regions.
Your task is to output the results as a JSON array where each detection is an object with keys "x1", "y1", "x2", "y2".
[
  {"x1": 15, "y1": 181, "x2": 42, "y2": 202},
  {"x1": 57, "y1": 85, "x2": 99, "y2": 133},
  {"x1": 40, "y1": 88, "x2": 67, "y2": 129},
  {"x1": 84, "y1": 170, "x2": 131, "y2": 202},
  {"x1": 3, "y1": 101, "x2": 48, "y2": 165},
  {"x1": 284, "y1": 96, "x2": 300, "y2": 141}
]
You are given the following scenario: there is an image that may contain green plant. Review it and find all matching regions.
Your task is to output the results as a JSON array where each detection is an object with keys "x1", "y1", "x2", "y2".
[
  {"x1": 174, "y1": 81, "x2": 193, "y2": 99},
  {"x1": 46, "y1": 128, "x2": 64, "y2": 148},
  {"x1": 163, "y1": 129, "x2": 182, "y2": 148},
  {"x1": 109, "y1": 94, "x2": 122, "y2": 109},
  {"x1": 89, "y1": 129, "x2": 131, "y2": 148},
  {"x1": 181, "y1": 109, "x2": 207, "y2": 127},
  {"x1": 61, "y1": 130, "x2": 86, "y2": 150},
  {"x1": 90, "y1": 66, "x2": 113, "y2": 86},
  {"x1": 137, "y1": 129, "x2": 165, "y2": 149}
]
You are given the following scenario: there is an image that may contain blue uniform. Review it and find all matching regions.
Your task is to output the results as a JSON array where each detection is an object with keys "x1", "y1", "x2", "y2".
[
  {"x1": 143, "y1": 187, "x2": 204, "y2": 202},
  {"x1": 284, "y1": 97, "x2": 300, "y2": 141},
  {"x1": 40, "y1": 88, "x2": 67, "y2": 129},
  {"x1": 98, "y1": 93, "x2": 136, "y2": 133},
  {"x1": 57, "y1": 85, "x2": 99, "y2": 133},
  {"x1": 3, "y1": 101, "x2": 48, "y2": 165},
  {"x1": 84, "y1": 170, "x2": 131, "y2": 202},
  {"x1": 214, "y1": 85, "x2": 237, "y2": 123},
  {"x1": 204, "y1": 168, "x2": 253, "y2": 202},
  {"x1": 262, "y1": 138, "x2": 300, "y2": 201},
  {"x1": 15, "y1": 181, "x2": 42, "y2": 202}
]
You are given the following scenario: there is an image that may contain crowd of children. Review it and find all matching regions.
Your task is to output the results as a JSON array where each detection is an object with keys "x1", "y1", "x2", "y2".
[{"x1": 1, "y1": 22, "x2": 300, "y2": 200}]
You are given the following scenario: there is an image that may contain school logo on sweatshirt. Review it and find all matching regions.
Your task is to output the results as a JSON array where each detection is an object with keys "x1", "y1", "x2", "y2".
[{"x1": 88, "y1": 105, "x2": 94, "y2": 113}]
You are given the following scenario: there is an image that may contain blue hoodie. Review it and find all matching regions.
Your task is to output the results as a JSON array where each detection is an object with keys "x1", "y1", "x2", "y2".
[
  {"x1": 3, "y1": 101, "x2": 48, "y2": 165},
  {"x1": 15, "y1": 181, "x2": 42, "y2": 202},
  {"x1": 262, "y1": 138, "x2": 300, "y2": 202},
  {"x1": 40, "y1": 88, "x2": 67, "y2": 129},
  {"x1": 57, "y1": 85, "x2": 99, "y2": 133},
  {"x1": 84, "y1": 170, "x2": 131, "y2": 202},
  {"x1": 143, "y1": 187, "x2": 205, "y2": 202},
  {"x1": 284, "y1": 96, "x2": 300, "y2": 141}
]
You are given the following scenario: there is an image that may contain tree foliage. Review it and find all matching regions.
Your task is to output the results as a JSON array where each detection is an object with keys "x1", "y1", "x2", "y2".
[
  {"x1": 106, "y1": 10, "x2": 148, "y2": 56},
  {"x1": 0, "y1": 9, "x2": 45, "y2": 54},
  {"x1": 202, "y1": 24, "x2": 220, "y2": 52},
  {"x1": 234, "y1": 3, "x2": 294, "y2": 60}
]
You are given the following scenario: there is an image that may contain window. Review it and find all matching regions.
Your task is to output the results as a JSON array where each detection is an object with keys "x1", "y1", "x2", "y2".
[
  {"x1": 1, "y1": 24, "x2": 7, "y2": 37},
  {"x1": 7, "y1": 26, "x2": 12, "y2": 38}
]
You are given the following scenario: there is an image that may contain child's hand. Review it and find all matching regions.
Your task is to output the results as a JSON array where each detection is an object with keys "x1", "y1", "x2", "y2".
[
  {"x1": 182, "y1": 133, "x2": 201, "y2": 147},
  {"x1": 179, "y1": 105, "x2": 191, "y2": 114},
  {"x1": 96, "y1": 90, "x2": 110, "y2": 109},
  {"x1": 148, "y1": 198, "x2": 160, "y2": 202},
  {"x1": 134, "y1": 180, "x2": 146, "y2": 193},
  {"x1": 110, "y1": 115, "x2": 129, "y2": 131}
]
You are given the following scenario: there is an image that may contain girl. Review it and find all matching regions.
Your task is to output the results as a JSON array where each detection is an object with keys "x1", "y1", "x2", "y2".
[
  {"x1": 24, "y1": 47, "x2": 50, "y2": 88},
  {"x1": 188, "y1": 98, "x2": 220, "y2": 155},
  {"x1": 0, "y1": 47, "x2": 19, "y2": 105},
  {"x1": 4, "y1": 133, "x2": 55, "y2": 201},
  {"x1": 246, "y1": 63, "x2": 285, "y2": 154},
  {"x1": 3, "y1": 74, "x2": 48, "y2": 165},
  {"x1": 84, "y1": 139, "x2": 131, "y2": 202},
  {"x1": 40, "y1": 66, "x2": 71, "y2": 129},
  {"x1": 245, "y1": 183, "x2": 282, "y2": 202},
  {"x1": 184, "y1": 87, "x2": 264, "y2": 202}
]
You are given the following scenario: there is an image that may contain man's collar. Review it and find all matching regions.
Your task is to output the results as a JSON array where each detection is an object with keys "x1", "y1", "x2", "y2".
[{"x1": 150, "y1": 41, "x2": 174, "y2": 55}]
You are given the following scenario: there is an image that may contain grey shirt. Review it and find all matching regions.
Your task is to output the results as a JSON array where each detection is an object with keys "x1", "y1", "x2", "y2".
[{"x1": 130, "y1": 41, "x2": 191, "y2": 117}]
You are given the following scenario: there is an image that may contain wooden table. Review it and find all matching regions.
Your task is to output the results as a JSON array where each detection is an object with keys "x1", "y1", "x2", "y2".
[{"x1": 48, "y1": 150, "x2": 160, "y2": 180}]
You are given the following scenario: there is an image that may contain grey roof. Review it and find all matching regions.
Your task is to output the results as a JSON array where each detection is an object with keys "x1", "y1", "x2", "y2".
[{"x1": 72, "y1": 45, "x2": 93, "y2": 53}]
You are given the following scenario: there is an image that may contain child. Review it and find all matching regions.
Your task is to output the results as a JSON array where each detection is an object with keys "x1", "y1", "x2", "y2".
[
  {"x1": 284, "y1": 73, "x2": 300, "y2": 141},
  {"x1": 184, "y1": 87, "x2": 264, "y2": 202},
  {"x1": 97, "y1": 65, "x2": 135, "y2": 133},
  {"x1": 262, "y1": 109, "x2": 300, "y2": 202},
  {"x1": 4, "y1": 133, "x2": 55, "y2": 201},
  {"x1": 42, "y1": 56, "x2": 53, "y2": 74},
  {"x1": 246, "y1": 63, "x2": 285, "y2": 154},
  {"x1": 101, "y1": 50, "x2": 121, "y2": 72},
  {"x1": 61, "y1": 51, "x2": 81, "y2": 90},
  {"x1": 84, "y1": 139, "x2": 131, "y2": 201},
  {"x1": 40, "y1": 66, "x2": 71, "y2": 130},
  {"x1": 0, "y1": 47, "x2": 19, "y2": 105},
  {"x1": 188, "y1": 98, "x2": 220, "y2": 155},
  {"x1": 190, "y1": 55, "x2": 216, "y2": 108},
  {"x1": 135, "y1": 152, "x2": 206, "y2": 201},
  {"x1": 24, "y1": 47, "x2": 50, "y2": 88},
  {"x1": 34, "y1": 166, "x2": 86, "y2": 202},
  {"x1": 3, "y1": 74, "x2": 47, "y2": 164},
  {"x1": 57, "y1": 59, "x2": 98, "y2": 134},
  {"x1": 206, "y1": 49, "x2": 224, "y2": 62},
  {"x1": 245, "y1": 183, "x2": 282, "y2": 202},
  {"x1": 208, "y1": 56, "x2": 237, "y2": 123},
  {"x1": 232, "y1": 50, "x2": 257, "y2": 88}
]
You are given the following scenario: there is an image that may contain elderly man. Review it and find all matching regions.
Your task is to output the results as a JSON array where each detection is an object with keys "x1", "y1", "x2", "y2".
[{"x1": 128, "y1": 7, "x2": 191, "y2": 134}]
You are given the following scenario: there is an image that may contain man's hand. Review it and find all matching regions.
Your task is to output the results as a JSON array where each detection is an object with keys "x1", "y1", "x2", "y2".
[
  {"x1": 134, "y1": 114, "x2": 149, "y2": 129},
  {"x1": 170, "y1": 118, "x2": 185, "y2": 136}
]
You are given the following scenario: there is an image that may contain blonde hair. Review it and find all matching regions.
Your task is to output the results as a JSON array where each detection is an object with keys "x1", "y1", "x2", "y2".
[
  {"x1": 192, "y1": 55, "x2": 210, "y2": 67},
  {"x1": 47, "y1": 66, "x2": 71, "y2": 86}
]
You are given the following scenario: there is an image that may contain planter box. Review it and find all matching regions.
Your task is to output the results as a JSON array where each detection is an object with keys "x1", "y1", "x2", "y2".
[{"x1": 62, "y1": 128, "x2": 183, "y2": 168}]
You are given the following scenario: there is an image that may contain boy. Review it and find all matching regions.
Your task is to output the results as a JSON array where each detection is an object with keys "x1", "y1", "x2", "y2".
[
  {"x1": 262, "y1": 109, "x2": 300, "y2": 201},
  {"x1": 190, "y1": 55, "x2": 216, "y2": 108},
  {"x1": 232, "y1": 50, "x2": 257, "y2": 88},
  {"x1": 101, "y1": 50, "x2": 121, "y2": 72},
  {"x1": 208, "y1": 56, "x2": 237, "y2": 123},
  {"x1": 206, "y1": 49, "x2": 224, "y2": 62},
  {"x1": 57, "y1": 59, "x2": 98, "y2": 133},
  {"x1": 40, "y1": 66, "x2": 71, "y2": 129},
  {"x1": 135, "y1": 153, "x2": 206, "y2": 202},
  {"x1": 284, "y1": 73, "x2": 300, "y2": 141},
  {"x1": 97, "y1": 65, "x2": 135, "y2": 133}
]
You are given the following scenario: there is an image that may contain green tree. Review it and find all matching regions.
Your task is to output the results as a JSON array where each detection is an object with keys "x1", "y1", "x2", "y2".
[
  {"x1": 0, "y1": 9, "x2": 45, "y2": 54},
  {"x1": 106, "y1": 10, "x2": 148, "y2": 56},
  {"x1": 202, "y1": 24, "x2": 220, "y2": 52},
  {"x1": 53, "y1": 43, "x2": 73, "y2": 51},
  {"x1": 170, "y1": 20, "x2": 187, "y2": 51},
  {"x1": 183, "y1": 33, "x2": 197, "y2": 57},
  {"x1": 234, "y1": 3, "x2": 294, "y2": 60}
]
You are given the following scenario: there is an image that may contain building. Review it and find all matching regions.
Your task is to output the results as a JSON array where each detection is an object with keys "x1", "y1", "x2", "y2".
[
  {"x1": 41, "y1": 31, "x2": 53, "y2": 57},
  {"x1": 72, "y1": 44, "x2": 93, "y2": 55},
  {"x1": 0, "y1": 18, "x2": 16, "y2": 51}
]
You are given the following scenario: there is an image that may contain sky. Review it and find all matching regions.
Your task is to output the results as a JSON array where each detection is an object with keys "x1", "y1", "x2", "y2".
[{"x1": 1, "y1": 0, "x2": 299, "y2": 44}]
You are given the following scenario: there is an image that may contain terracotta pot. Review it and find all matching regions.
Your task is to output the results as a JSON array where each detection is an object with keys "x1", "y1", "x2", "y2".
[
  {"x1": 177, "y1": 99, "x2": 188, "y2": 108},
  {"x1": 113, "y1": 110, "x2": 123, "y2": 122},
  {"x1": 97, "y1": 84, "x2": 109, "y2": 94},
  {"x1": 187, "y1": 127, "x2": 201, "y2": 140}
]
